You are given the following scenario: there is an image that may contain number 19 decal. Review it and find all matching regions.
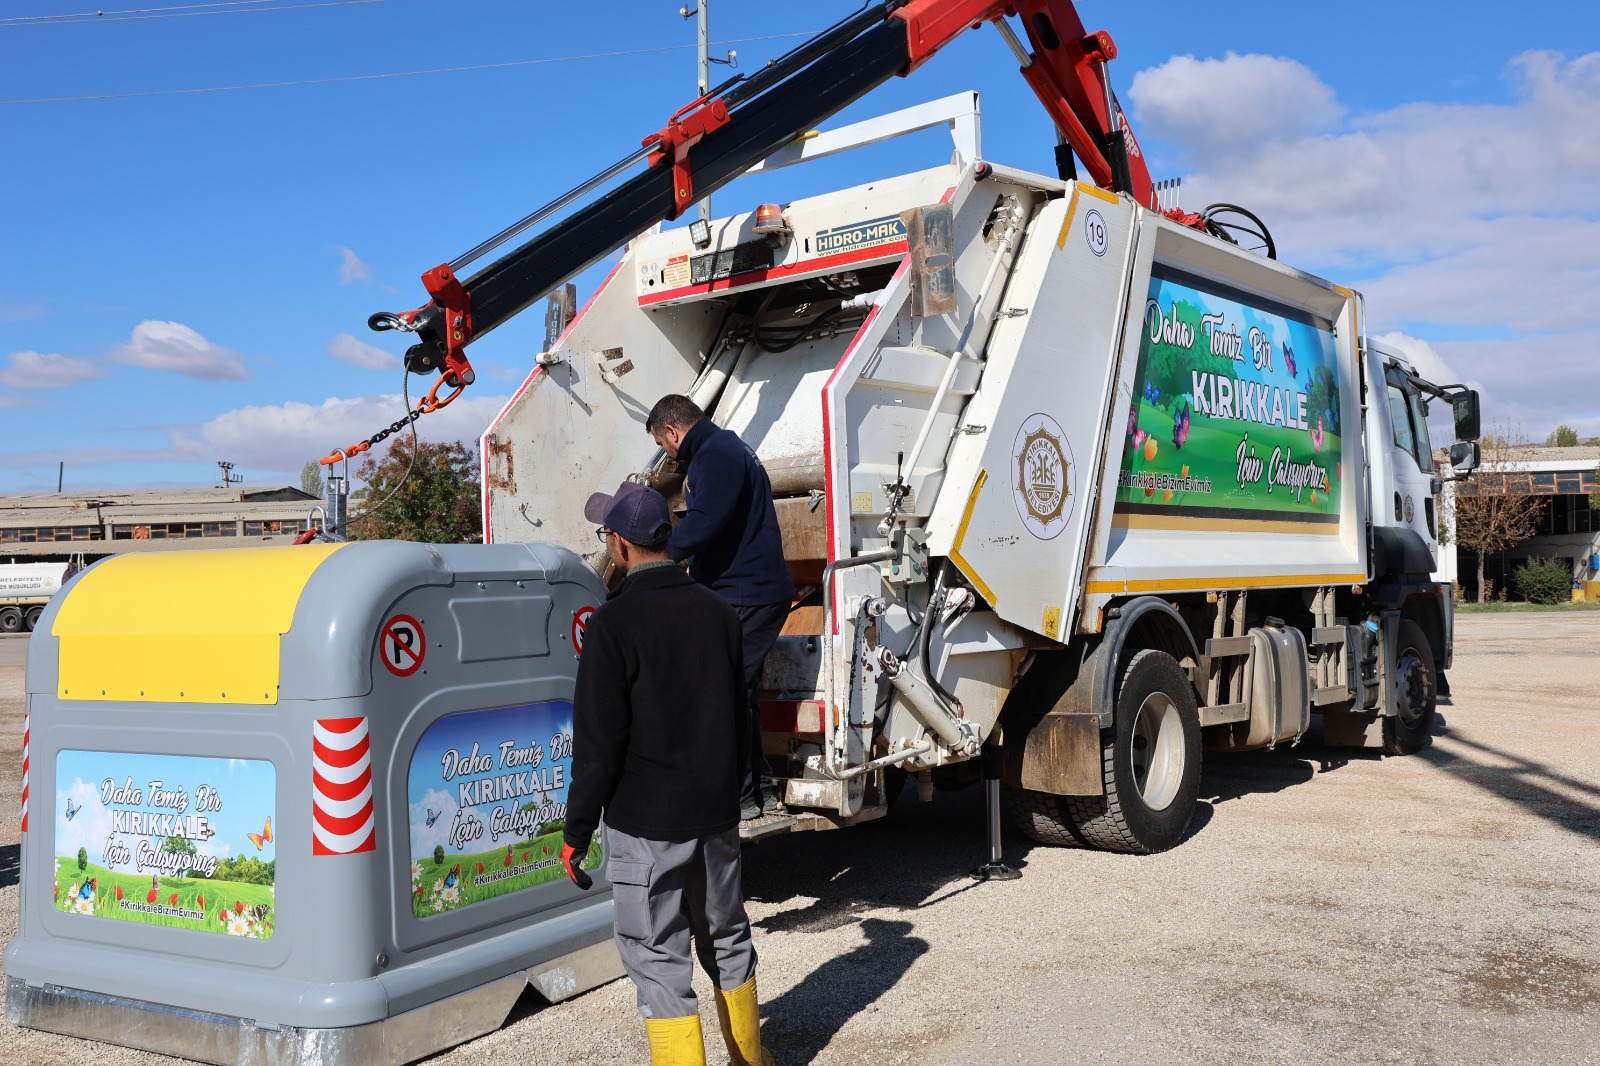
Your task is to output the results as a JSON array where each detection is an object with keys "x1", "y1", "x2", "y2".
[{"x1": 1084, "y1": 209, "x2": 1108, "y2": 257}]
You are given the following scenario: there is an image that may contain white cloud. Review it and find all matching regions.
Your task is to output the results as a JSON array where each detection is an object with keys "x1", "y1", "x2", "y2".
[
  {"x1": 165, "y1": 390, "x2": 510, "y2": 475},
  {"x1": 108, "y1": 320, "x2": 248, "y2": 381},
  {"x1": 0, "y1": 350, "x2": 107, "y2": 390},
  {"x1": 1130, "y1": 52, "x2": 1343, "y2": 151},
  {"x1": 55, "y1": 777, "x2": 113, "y2": 872},
  {"x1": 335, "y1": 246, "x2": 373, "y2": 286},
  {"x1": 1131, "y1": 48, "x2": 1600, "y2": 441},
  {"x1": 327, "y1": 333, "x2": 400, "y2": 371},
  {"x1": 408, "y1": 787, "x2": 459, "y2": 856},
  {"x1": 1371, "y1": 332, "x2": 1461, "y2": 391}
]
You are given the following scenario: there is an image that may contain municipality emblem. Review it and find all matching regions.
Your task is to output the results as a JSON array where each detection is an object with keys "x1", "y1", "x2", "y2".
[{"x1": 1013, "y1": 413, "x2": 1074, "y2": 540}]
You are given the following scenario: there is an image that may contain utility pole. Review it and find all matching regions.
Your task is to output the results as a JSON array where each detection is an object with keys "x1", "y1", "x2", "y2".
[
  {"x1": 216, "y1": 461, "x2": 243, "y2": 491},
  {"x1": 679, "y1": 2, "x2": 736, "y2": 223}
]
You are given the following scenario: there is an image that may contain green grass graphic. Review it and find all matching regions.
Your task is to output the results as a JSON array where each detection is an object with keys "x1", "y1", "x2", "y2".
[
  {"x1": 53, "y1": 858, "x2": 275, "y2": 938},
  {"x1": 1118, "y1": 398, "x2": 1342, "y2": 515},
  {"x1": 411, "y1": 830, "x2": 601, "y2": 918}
]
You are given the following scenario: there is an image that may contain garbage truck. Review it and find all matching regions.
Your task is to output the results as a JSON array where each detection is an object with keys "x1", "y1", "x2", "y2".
[
  {"x1": 344, "y1": 0, "x2": 1482, "y2": 859},
  {"x1": 0, "y1": 562, "x2": 69, "y2": 633}
]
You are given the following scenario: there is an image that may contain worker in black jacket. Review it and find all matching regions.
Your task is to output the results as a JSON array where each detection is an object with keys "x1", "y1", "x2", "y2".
[
  {"x1": 561, "y1": 480, "x2": 775, "y2": 1066},
  {"x1": 647, "y1": 394, "x2": 795, "y2": 819}
]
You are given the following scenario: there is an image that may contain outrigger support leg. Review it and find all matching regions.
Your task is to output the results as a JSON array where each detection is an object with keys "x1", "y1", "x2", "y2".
[{"x1": 971, "y1": 741, "x2": 1020, "y2": 882}]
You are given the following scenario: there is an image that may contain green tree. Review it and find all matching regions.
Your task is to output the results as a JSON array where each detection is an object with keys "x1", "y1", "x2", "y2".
[
  {"x1": 1450, "y1": 425, "x2": 1543, "y2": 603},
  {"x1": 208, "y1": 855, "x2": 275, "y2": 885},
  {"x1": 1513, "y1": 557, "x2": 1571, "y2": 605},
  {"x1": 161, "y1": 834, "x2": 199, "y2": 877},
  {"x1": 76, "y1": 847, "x2": 87, "y2": 873},
  {"x1": 1545, "y1": 425, "x2": 1579, "y2": 448},
  {"x1": 347, "y1": 438, "x2": 482, "y2": 543},
  {"x1": 433, "y1": 844, "x2": 446, "y2": 866},
  {"x1": 301, "y1": 460, "x2": 325, "y2": 499}
]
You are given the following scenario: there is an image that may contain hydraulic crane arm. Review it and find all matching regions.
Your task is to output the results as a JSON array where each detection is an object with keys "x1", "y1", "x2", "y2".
[{"x1": 361, "y1": 0, "x2": 1159, "y2": 429}]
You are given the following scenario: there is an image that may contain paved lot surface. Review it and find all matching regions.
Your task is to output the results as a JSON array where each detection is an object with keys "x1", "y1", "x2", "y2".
[{"x1": 0, "y1": 615, "x2": 1596, "y2": 1065}]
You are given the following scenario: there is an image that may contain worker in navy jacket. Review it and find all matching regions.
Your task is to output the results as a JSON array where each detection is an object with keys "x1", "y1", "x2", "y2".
[{"x1": 647, "y1": 394, "x2": 794, "y2": 819}]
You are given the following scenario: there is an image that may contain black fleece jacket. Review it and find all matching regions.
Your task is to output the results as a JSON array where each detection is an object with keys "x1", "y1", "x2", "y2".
[
  {"x1": 564, "y1": 563, "x2": 745, "y2": 851},
  {"x1": 668, "y1": 418, "x2": 795, "y2": 607}
]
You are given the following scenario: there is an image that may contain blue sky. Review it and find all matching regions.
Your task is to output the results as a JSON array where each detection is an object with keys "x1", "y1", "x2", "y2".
[{"x1": 3, "y1": 0, "x2": 1598, "y2": 493}]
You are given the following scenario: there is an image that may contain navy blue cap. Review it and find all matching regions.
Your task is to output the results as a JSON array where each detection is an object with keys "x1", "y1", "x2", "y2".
[{"x1": 584, "y1": 481, "x2": 671, "y2": 548}]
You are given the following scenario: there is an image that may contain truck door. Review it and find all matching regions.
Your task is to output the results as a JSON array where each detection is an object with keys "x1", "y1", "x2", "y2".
[{"x1": 1380, "y1": 363, "x2": 1440, "y2": 561}]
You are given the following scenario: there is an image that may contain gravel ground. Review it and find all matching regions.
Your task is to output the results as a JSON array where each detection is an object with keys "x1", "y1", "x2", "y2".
[{"x1": 0, "y1": 614, "x2": 1595, "y2": 1065}]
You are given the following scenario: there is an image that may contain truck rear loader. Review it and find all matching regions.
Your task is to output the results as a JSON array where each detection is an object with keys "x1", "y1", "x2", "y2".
[{"x1": 355, "y1": 0, "x2": 1484, "y2": 859}]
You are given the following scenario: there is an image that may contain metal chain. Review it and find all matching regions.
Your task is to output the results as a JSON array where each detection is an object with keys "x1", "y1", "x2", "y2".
[{"x1": 362, "y1": 401, "x2": 429, "y2": 451}]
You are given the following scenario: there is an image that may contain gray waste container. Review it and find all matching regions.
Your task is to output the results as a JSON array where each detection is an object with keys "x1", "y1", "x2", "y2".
[{"x1": 5, "y1": 540, "x2": 623, "y2": 1064}]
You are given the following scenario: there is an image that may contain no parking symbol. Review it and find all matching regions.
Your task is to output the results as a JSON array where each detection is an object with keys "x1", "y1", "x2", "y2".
[
  {"x1": 571, "y1": 606, "x2": 594, "y2": 654},
  {"x1": 381, "y1": 614, "x2": 425, "y2": 677}
]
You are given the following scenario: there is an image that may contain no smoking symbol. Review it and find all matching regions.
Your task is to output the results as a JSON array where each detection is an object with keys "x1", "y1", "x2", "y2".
[
  {"x1": 571, "y1": 606, "x2": 595, "y2": 654},
  {"x1": 381, "y1": 614, "x2": 425, "y2": 677}
]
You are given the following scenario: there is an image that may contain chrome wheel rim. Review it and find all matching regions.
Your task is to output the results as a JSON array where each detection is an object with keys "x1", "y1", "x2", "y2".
[{"x1": 1130, "y1": 691, "x2": 1184, "y2": 811}]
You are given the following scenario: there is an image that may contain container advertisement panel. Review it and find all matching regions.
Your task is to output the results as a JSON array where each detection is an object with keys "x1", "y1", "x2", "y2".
[
  {"x1": 1114, "y1": 264, "x2": 1343, "y2": 528},
  {"x1": 53, "y1": 751, "x2": 276, "y2": 939},
  {"x1": 407, "y1": 701, "x2": 600, "y2": 918}
]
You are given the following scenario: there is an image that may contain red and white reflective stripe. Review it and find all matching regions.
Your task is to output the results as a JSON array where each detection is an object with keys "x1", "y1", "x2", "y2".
[
  {"x1": 312, "y1": 717, "x2": 375, "y2": 856},
  {"x1": 19, "y1": 711, "x2": 28, "y2": 834}
]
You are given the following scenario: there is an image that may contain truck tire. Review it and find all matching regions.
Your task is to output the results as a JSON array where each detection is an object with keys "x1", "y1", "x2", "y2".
[
  {"x1": 23, "y1": 606, "x2": 43, "y2": 632},
  {"x1": 1002, "y1": 786, "x2": 1084, "y2": 847},
  {"x1": 0, "y1": 607, "x2": 21, "y2": 634},
  {"x1": 1381, "y1": 619, "x2": 1436, "y2": 756},
  {"x1": 1064, "y1": 649, "x2": 1201, "y2": 854}
]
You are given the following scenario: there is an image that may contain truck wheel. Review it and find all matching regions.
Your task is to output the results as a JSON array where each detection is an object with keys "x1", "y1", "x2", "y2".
[
  {"x1": 0, "y1": 607, "x2": 21, "y2": 634},
  {"x1": 1002, "y1": 786, "x2": 1084, "y2": 847},
  {"x1": 1065, "y1": 649, "x2": 1201, "y2": 854},
  {"x1": 23, "y1": 606, "x2": 42, "y2": 632},
  {"x1": 1382, "y1": 619, "x2": 1436, "y2": 756}
]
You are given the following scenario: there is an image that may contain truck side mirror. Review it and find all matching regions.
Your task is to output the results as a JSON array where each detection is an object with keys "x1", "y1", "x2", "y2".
[
  {"x1": 1452, "y1": 390, "x2": 1480, "y2": 441},
  {"x1": 1449, "y1": 441, "x2": 1480, "y2": 472}
]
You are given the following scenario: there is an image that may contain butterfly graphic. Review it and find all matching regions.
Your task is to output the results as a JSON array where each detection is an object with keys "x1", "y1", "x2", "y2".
[
  {"x1": 1172, "y1": 402, "x2": 1191, "y2": 450},
  {"x1": 1283, "y1": 344, "x2": 1297, "y2": 380},
  {"x1": 64, "y1": 798, "x2": 80, "y2": 821},
  {"x1": 248, "y1": 903, "x2": 271, "y2": 922},
  {"x1": 425, "y1": 808, "x2": 441, "y2": 828},
  {"x1": 442, "y1": 863, "x2": 461, "y2": 890},
  {"x1": 75, "y1": 877, "x2": 97, "y2": 902},
  {"x1": 1311, "y1": 417, "x2": 1325, "y2": 454},
  {"x1": 247, "y1": 816, "x2": 273, "y2": 852}
]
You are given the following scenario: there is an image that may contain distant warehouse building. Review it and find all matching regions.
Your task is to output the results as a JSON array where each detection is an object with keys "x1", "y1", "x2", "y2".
[
  {"x1": 0, "y1": 485, "x2": 322, "y2": 565},
  {"x1": 1440, "y1": 445, "x2": 1600, "y2": 600}
]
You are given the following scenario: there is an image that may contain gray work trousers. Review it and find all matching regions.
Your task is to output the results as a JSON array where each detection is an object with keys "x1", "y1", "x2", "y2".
[{"x1": 605, "y1": 825, "x2": 757, "y2": 1019}]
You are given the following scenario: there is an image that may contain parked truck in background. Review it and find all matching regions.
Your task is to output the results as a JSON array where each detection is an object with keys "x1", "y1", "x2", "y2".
[
  {"x1": 0, "y1": 563, "x2": 68, "y2": 634},
  {"x1": 352, "y1": 0, "x2": 1483, "y2": 857}
]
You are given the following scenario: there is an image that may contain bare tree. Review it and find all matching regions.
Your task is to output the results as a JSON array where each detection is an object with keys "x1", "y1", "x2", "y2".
[{"x1": 1450, "y1": 424, "x2": 1543, "y2": 603}]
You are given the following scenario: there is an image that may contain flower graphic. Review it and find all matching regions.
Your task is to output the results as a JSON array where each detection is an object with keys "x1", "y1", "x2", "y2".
[
  {"x1": 226, "y1": 913, "x2": 252, "y2": 937},
  {"x1": 440, "y1": 883, "x2": 460, "y2": 906},
  {"x1": 74, "y1": 896, "x2": 94, "y2": 916},
  {"x1": 411, "y1": 861, "x2": 423, "y2": 881}
]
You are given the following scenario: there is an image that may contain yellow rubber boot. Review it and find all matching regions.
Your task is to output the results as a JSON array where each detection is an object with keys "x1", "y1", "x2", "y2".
[
  {"x1": 643, "y1": 1014, "x2": 707, "y2": 1066},
  {"x1": 714, "y1": 977, "x2": 776, "y2": 1066}
]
